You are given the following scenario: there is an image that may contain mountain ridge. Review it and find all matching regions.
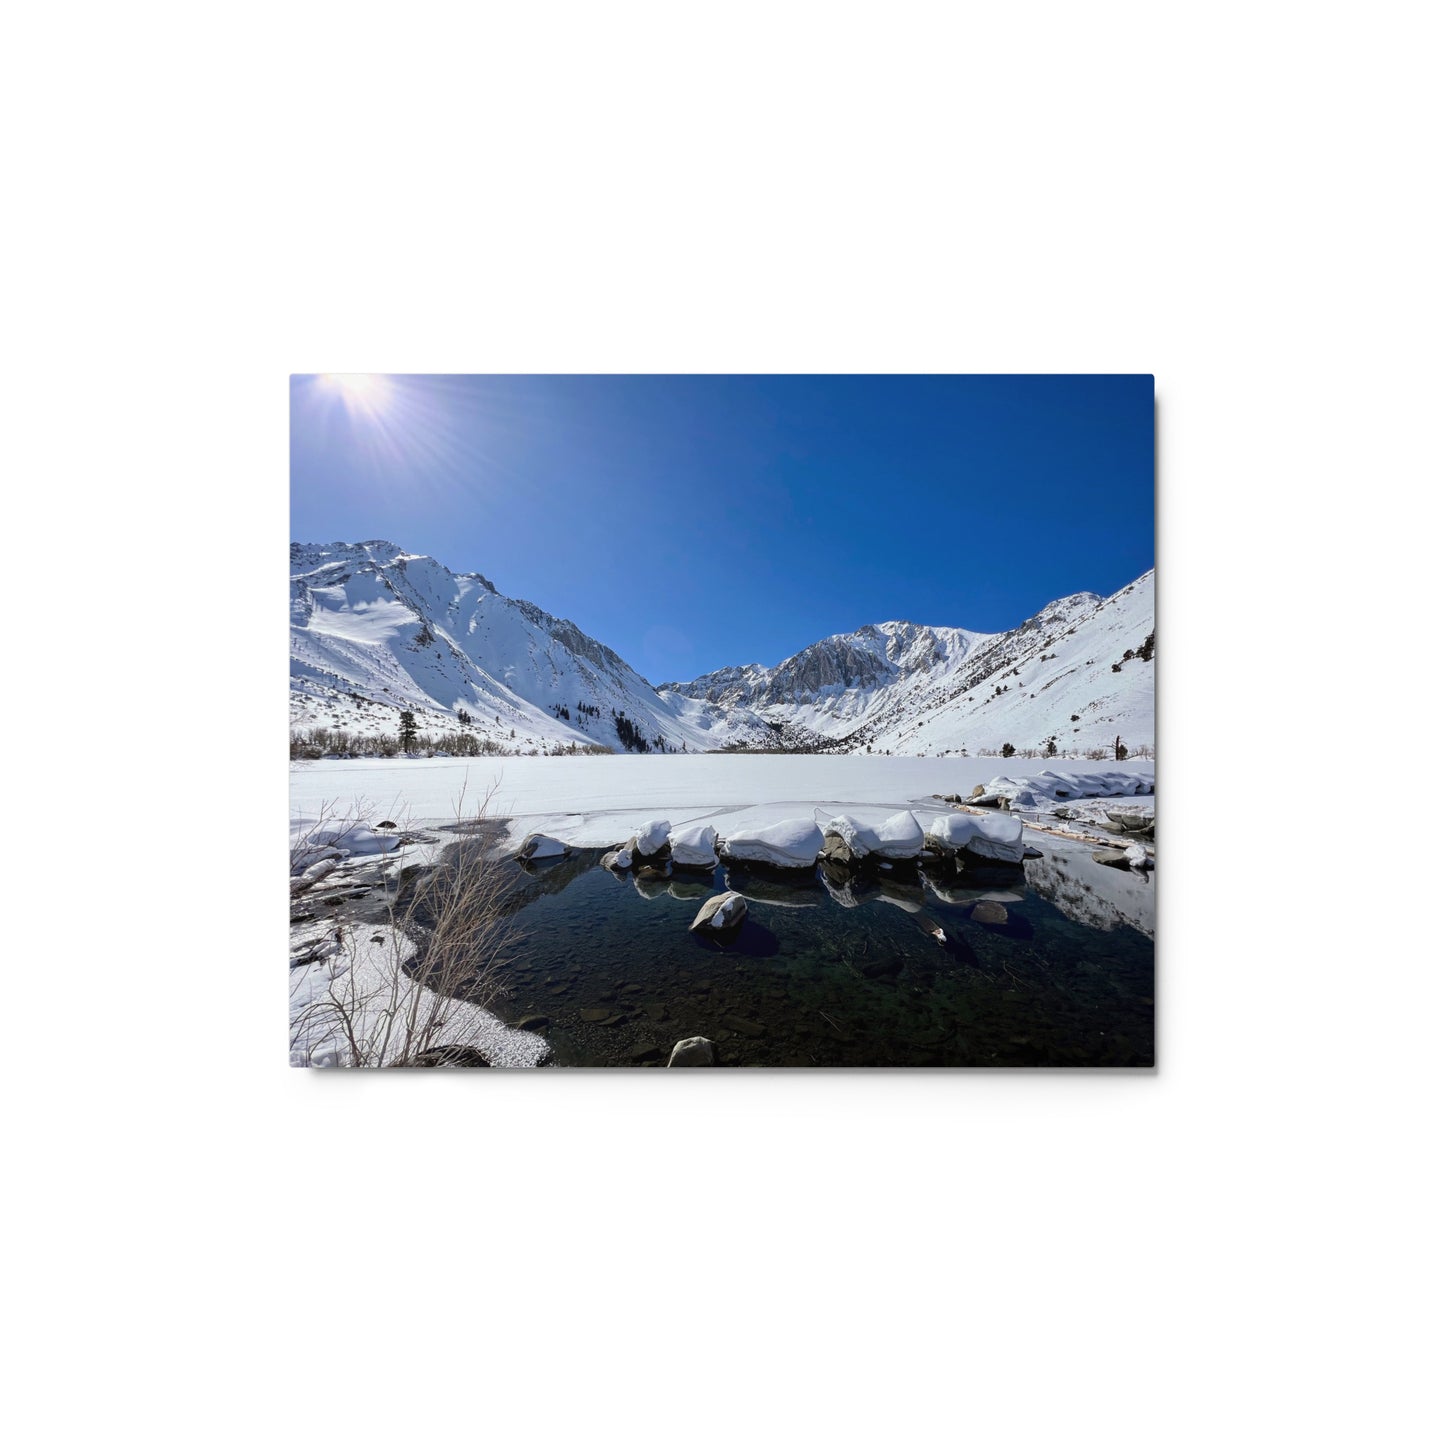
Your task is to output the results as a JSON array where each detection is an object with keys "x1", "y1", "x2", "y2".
[{"x1": 290, "y1": 541, "x2": 1154, "y2": 757}]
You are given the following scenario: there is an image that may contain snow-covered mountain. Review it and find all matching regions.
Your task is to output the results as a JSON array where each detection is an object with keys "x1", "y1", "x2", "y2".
[
  {"x1": 665, "y1": 572, "x2": 1155, "y2": 756},
  {"x1": 291, "y1": 541, "x2": 1154, "y2": 757},
  {"x1": 290, "y1": 541, "x2": 766, "y2": 753}
]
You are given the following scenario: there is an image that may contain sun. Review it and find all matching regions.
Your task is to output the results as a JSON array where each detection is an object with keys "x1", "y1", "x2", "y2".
[{"x1": 317, "y1": 373, "x2": 392, "y2": 416}]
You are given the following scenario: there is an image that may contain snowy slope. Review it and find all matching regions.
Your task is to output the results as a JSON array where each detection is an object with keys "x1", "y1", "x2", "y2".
[
  {"x1": 666, "y1": 572, "x2": 1154, "y2": 755},
  {"x1": 290, "y1": 541, "x2": 767, "y2": 753},
  {"x1": 291, "y1": 542, "x2": 1153, "y2": 757}
]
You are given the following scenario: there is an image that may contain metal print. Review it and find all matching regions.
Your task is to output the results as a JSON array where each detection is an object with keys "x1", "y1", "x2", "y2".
[{"x1": 290, "y1": 375, "x2": 1155, "y2": 1067}]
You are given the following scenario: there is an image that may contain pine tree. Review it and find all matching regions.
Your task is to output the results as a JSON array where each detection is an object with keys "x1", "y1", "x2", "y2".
[{"x1": 399, "y1": 710, "x2": 419, "y2": 751}]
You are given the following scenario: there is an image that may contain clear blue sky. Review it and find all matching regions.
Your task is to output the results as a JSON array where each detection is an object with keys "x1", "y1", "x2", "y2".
[{"x1": 291, "y1": 374, "x2": 1154, "y2": 682}]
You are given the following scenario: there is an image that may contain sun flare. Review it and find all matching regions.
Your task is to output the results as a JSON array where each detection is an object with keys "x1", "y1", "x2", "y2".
[{"x1": 318, "y1": 373, "x2": 392, "y2": 415}]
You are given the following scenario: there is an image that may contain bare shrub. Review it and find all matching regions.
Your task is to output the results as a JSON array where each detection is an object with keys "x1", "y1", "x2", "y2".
[{"x1": 289, "y1": 787, "x2": 526, "y2": 1068}]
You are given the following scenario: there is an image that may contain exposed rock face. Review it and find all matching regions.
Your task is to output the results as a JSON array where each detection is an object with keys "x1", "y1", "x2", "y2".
[
  {"x1": 670, "y1": 621, "x2": 981, "y2": 711},
  {"x1": 667, "y1": 1037, "x2": 717, "y2": 1066}
]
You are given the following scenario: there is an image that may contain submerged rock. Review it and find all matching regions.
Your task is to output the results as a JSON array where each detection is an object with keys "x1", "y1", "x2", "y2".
[
  {"x1": 972, "y1": 900, "x2": 1010, "y2": 926},
  {"x1": 720, "y1": 1015, "x2": 766, "y2": 1038},
  {"x1": 668, "y1": 1037, "x2": 717, "y2": 1067},
  {"x1": 689, "y1": 891, "x2": 748, "y2": 933},
  {"x1": 1092, "y1": 849, "x2": 1132, "y2": 870},
  {"x1": 411, "y1": 1046, "x2": 491, "y2": 1067}
]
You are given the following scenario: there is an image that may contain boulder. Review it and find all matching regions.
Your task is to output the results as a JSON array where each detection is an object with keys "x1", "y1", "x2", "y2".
[
  {"x1": 1106, "y1": 810, "x2": 1154, "y2": 832},
  {"x1": 719, "y1": 817, "x2": 823, "y2": 869},
  {"x1": 600, "y1": 846, "x2": 634, "y2": 871},
  {"x1": 668, "y1": 823, "x2": 719, "y2": 869},
  {"x1": 1092, "y1": 849, "x2": 1132, "y2": 869},
  {"x1": 689, "y1": 891, "x2": 748, "y2": 933},
  {"x1": 633, "y1": 819, "x2": 672, "y2": 858},
  {"x1": 927, "y1": 812, "x2": 1026, "y2": 864},
  {"x1": 515, "y1": 833, "x2": 571, "y2": 861},
  {"x1": 667, "y1": 1037, "x2": 717, "y2": 1067},
  {"x1": 823, "y1": 810, "x2": 925, "y2": 862},
  {"x1": 720, "y1": 1015, "x2": 766, "y2": 1038},
  {"x1": 972, "y1": 900, "x2": 1010, "y2": 926}
]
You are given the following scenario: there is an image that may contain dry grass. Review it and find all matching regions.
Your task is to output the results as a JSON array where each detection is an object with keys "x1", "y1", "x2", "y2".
[{"x1": 289, "y1": 785, "x2": 525, "y2": 1067}]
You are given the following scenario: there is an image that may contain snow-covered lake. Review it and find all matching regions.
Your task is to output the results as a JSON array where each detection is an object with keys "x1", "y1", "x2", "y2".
[{"x1": 290, "y1": 753, "x2": 1156, "y2": 848}]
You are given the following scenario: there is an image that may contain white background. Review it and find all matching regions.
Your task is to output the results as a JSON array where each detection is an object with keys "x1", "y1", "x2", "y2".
[{"x1": 4, "y1": 3, "x2": 1437, "y2": 1442}]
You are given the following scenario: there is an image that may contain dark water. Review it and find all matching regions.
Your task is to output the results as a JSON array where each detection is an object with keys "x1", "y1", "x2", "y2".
[{"x1": 444, "y1": 843, "x2": 1154, "y2": 1067}]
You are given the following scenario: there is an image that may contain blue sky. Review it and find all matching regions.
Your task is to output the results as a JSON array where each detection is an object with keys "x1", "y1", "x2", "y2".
[{"x1": 291, "y1": 374, "x2": 1154, "y2": 682}]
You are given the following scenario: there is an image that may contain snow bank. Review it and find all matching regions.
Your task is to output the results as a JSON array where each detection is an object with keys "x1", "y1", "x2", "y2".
[
  {"x1": 927, "y1": 811, "x2": 1026, "y2": 863},
  {"x1": 634, "y1": 818, "x2": 672, "y2": 856},
  {"x1": 823, "y1": 809, "x2": 925, "y2": 860},
  {"x1": 291, "y1": 755, "x2": 1155, "y2": 832},
  {"x1": 288, "y1": 923, "x2": 548, "y2": 1068},
  {"x1": 668, "y1": 822, "x2": 719, "y2": 869},
  {"x1": 976, "y1": 770, "x2": 1154, "y2": 810},
  {"x1": 720, "y1": 817, "x2": 824, "y2": 869},
  {"x1": 290, "y1": 819, "x2": 400, "y2": 871}
]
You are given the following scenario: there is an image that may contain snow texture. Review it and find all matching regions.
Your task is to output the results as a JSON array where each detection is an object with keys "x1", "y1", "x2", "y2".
[
  {"x1": 634, "y1": 818, "x2": 672, "y2": 856},
  {"x1": 668, "y1": 823, "x2": 719, "y2": 868},
  {"x1": 823, "y1": 809, "x2": 926, "y2": 860},
  {"x1": 927, "y1": 811, "x2": 1026, "y2": 862},
  {"x1": 976, "y1": 770, "x2": 1155, "y2": 810},
  {"x1": 719, "y1": 816, "x2": 825, "y2": 869}
]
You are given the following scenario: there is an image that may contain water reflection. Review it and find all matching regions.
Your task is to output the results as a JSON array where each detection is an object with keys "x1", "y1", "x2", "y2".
[{"x1": 417, "y1": 833, "x2": 1154, "y2": 1068}]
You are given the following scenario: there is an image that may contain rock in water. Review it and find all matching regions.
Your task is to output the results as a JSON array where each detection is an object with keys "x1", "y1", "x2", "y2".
[
  {"x1": 515, "y1": 833, "x2": 570, "y2": 861},
  {"x1": 668, "y1": 1037, "x2": 717, "y2": 1067},
  {"x1": 1092, "y1": 849, "x2": 1132, "y2": 870},
  {"x1": 688, "y1": 891, "x2": 747, "y2": 933},
  {"x1": 600, "y1": 846, "x2": 634, "y2": 871},
  {"x1": 668, "y1": 822, "x2": 719, "y2": 869},
  {"x1": 411, "y1": 1046, "x2": 491, "y2": 1067},
  {"x1": 634, "y1": 819, "x2": 672, "y2": 858},
  {"x1": 972, "y1": 900, "x2": 1010, "y2": 925}
]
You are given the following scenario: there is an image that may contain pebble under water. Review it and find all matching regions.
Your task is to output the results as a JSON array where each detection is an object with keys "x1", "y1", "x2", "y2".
[{"x1": 425, "y1": 839, "x2": 1155, "y2": 1068}]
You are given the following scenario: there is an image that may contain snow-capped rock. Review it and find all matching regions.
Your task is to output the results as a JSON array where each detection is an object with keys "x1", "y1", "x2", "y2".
[{"x1": 719, "y1": 818, "x2": 824, "y2": 869}]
